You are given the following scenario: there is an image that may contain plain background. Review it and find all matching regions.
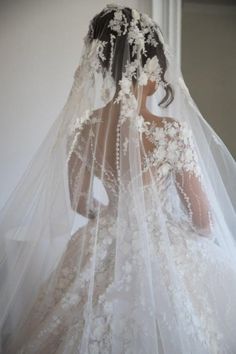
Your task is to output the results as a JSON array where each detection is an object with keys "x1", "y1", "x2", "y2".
[
  {"x1": 182, "y1": 1, "x2": 236, "y2": 160},
  {"x1": 0, "y1": 0, "x2": 235, "y2": 208}
]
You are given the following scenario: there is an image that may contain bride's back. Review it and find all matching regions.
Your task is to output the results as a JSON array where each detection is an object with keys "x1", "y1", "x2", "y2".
[
  {"x1": 93, "y1": 108, "x2": 175, "y2": 182},
  {"x1": 90, "y1": 104, "x2": 171, "y2": 174}
]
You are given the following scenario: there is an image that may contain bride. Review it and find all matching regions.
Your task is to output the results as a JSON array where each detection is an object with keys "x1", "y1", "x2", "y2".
[{"x1": 1, "y1": 4, "x2": 236, "y2": 353}]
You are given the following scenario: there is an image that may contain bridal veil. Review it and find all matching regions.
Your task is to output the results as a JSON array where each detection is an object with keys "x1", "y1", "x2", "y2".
[{"x1": 1, "y1": 4, "x2": 236, "y2": 353}]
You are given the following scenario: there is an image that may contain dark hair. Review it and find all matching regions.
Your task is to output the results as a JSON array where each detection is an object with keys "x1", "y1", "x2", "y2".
[{"x1": 87, "y1": 7, "x2": 174, "y2": 108}]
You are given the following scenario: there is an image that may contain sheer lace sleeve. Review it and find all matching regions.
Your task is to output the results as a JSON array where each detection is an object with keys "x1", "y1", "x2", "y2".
[
  {"x1": 173, "y1": 122, "x2": 214, "y2": 237},
  {"x1": 67, "y1": 125, "x2": 97, "y2": 220},
  {"x1": 68, "y1": 149, "x2": 96, "y2": 219}
]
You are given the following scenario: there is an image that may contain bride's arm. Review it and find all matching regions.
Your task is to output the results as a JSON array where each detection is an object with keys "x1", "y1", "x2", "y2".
[
  {"x1": 173, "y1": 122, "x2": 213, "y2": 237},
  {"x1": 68, "y1": 149, "x2": 98, "y2": 219},
  {"x1": 174, "y1": 169, "x2": 212, "y2": 236}
]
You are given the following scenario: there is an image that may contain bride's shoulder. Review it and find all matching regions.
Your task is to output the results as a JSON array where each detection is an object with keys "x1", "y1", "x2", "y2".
[
  {"x1": 148, "y1": 115, "x2": 182, "y2": 130},
  {"x1": 162, "y1": 116, "x2": 180, "y2": 124}
]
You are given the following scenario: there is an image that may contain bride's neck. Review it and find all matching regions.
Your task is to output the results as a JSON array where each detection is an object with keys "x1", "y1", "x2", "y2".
[
  {"x1": 100, "y1": 90, "x2": 152, "y2": 118},
  {"x1": 139, "y1": 93, "x2": 152, "y2": 116}
]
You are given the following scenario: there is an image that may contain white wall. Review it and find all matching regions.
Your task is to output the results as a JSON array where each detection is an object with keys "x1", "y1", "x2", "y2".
[{"x1": 0, "y1": 0, "x2": 151, "y2": 209}]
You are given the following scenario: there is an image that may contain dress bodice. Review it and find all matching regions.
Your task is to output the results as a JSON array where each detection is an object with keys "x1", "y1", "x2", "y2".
[
  {"x1": 69, "y1": 114, "x2": 211, "y2": 235},
  {"x1": 86, "y1": 117, "x2": 203, "y2": 225}
]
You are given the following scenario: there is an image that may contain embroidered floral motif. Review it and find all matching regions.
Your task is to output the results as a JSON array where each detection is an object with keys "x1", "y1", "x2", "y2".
[
  {"x1": 108, "y1": 8, "x2": 129, "y2": 36},
  {"x1": 96, "y1": 40, "x2": 107, "y2": 62},
  {"x1": 128, "y1": 22, "x2": 146, "y2": 56},
  {"x1": 142, "y1": 56, "x2": 163, "y2": 85},
  {"x1": 139, "y1": 118, "x2": 202, "y2": 180},
  {"x1": 122, "y1": 137, "x2": 129, "y2": 156},
  {"x1": 132, "y1": 9, "x2": 140, "y2": 22},
  {"x1": 69, "y1": 110, "x2": 91, "y2": 134},
  {"x1": 134, "y1": 115, "x2": 151, "y2": 134}
]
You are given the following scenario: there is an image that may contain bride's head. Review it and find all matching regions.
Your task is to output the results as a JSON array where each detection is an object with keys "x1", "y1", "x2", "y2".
[{"x1": 85, "y1": 4, "x2": 174, "y2": 108}]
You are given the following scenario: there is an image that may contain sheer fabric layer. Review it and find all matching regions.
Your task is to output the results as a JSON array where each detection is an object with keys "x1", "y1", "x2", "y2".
[{"x1": 1, "y1": 4, "x2": 236, "y2": 354}]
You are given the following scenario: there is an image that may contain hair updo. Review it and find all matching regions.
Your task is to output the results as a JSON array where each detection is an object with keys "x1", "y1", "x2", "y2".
[{"x1": 86, "y1": 6, "x2": 174, "y2": 108}]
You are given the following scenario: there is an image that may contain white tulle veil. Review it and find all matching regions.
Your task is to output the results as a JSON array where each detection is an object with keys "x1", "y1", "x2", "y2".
[{"x1": 1, "y1": 3, "x2": 236, "y2": 353}]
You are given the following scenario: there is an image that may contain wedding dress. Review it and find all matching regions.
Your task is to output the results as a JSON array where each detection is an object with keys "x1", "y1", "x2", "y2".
[{"x1": 1, "y1": 4, "x2": 236, "y2": 354}]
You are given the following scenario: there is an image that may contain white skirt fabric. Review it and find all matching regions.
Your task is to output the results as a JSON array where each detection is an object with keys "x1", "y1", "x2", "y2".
[{"x1": 4, "y1": 184, "x2": 236, "y2": 354}]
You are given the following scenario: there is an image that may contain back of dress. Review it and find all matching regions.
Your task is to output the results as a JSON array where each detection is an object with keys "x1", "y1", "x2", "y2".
[{"x1": 68, "y1": 101, "x2": 212, "y2": 233}]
